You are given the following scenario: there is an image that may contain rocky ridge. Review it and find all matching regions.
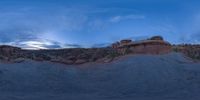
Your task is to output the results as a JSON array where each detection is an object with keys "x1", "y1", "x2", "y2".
[{"x1": 0, "y1": 36, "x2": 199, "y2": 64}]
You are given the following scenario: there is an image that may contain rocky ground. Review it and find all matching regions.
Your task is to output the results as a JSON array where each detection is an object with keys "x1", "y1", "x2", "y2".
[
  {"x1": 0, "y1": 45, "x2": 120, "y2": 65},
  {"x1": 173, "y1": 44, "x2": 200, "y2": 60},
  {"x1": 1, "y1": 36, "x2": 199, "y2": 64},
  {"x1": 1, "y1": 44, "x2": 200, "y2": 65},
  {"x1": 0, "y1": 53, "x2": 200, "y2": 100}
]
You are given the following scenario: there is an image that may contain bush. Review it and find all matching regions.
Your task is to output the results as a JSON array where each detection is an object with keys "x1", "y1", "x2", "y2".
[{"x1": 108, "y1": 51, "x2": 121, "y2": 59}]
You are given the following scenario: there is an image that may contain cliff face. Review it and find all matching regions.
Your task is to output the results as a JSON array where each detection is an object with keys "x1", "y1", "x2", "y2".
[{"x1": 112, "y1": 36, "x2": 172, "y2": 55}]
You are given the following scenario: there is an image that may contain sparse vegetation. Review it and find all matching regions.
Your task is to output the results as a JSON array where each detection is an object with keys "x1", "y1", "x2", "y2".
[
  {"x1": 172, "y1": 44, "x2": 200, "y2": 60},
  {"x1": 107, "y1": 50, "x2": 121, "y2": 59}
]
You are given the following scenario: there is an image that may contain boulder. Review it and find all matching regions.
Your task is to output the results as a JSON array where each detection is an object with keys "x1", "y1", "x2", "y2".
[
  {"x1": 62, "y1": 60, "x2": 74, "y2": 64},
  {"x1": 13, "y1": 58, "x2": 25, "y2": 63},
  {"x1": 34, "y1": 54, "x2": 51, "y2": 61},
  {"x1": 150, "y1": 36, "x2": 163, "y2": 40},
  {"x1": 67, "y1": 56, "x2": 76, "y2": 61},
  {"x1": 112, "y1": 42, "x2": 120, "y2": 49},
  {"x1": 75, "y1": 59, "x2": 87, "y2": 64},
  {"x1": 77, "y1": 53, "x2": 90, "y2": 59},
  {"x1": 120, "y1": 39, "x2": 132, "y2": 44},
  {"x1": 96, "y1": 57, "x2": 113, "y2": 63}
]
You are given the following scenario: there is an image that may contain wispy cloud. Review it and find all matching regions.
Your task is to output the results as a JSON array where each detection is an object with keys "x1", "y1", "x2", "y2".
[
  {"x1": 91, "y1": 43, "x2": 111, "y2": 48},
  {"x1": 192, "y1": 33, "x2": 200, "y2": 43},
  {"x1": 110, "y1": 14, "x2": 145, "y2": 22},
  {"x1": 1, "y1": 38, "x2": 83, "y2": 50},
  {"x1": 63, "y1": 44, "x2": 82, "y2": 48}
]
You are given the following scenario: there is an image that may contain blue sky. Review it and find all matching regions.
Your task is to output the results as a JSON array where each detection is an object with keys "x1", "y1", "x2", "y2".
[{"x1": 0, "y1": 0, "x2": 199, "y2": 49}]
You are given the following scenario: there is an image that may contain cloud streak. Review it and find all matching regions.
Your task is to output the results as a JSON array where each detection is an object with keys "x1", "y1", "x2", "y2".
[
  {"x1": 4, "y1": 39, "x2": 83, "y2": 50},
  {"x1": 110, "y1": 14, "x2": 145, "y2": 22}
]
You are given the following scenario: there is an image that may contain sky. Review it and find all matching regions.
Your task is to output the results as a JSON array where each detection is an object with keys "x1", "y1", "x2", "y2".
[{"x1": 0, "y1": 0, "x2": 200, "y2": 49}]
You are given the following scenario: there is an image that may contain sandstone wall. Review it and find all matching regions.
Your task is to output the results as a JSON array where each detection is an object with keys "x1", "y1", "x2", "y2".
[
  {"x1": 117, "y1": 40, "x2": 172, "y2": 55},
  {"x1": 129, "y1": 44, "x2": 171, "y2": 54}
]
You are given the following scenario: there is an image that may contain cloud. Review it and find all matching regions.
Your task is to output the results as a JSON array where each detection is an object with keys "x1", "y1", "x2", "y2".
[
  {"x1": 189, "y1": 33, "x2": 200, "y2": 44},
  {"x1": 64, "y1": 44, "x2": 82, "y2": 48},
  {"x1": 0, "y1": 7, "x2": 89, "y2": 47},
  {"x1": 1, "y1": 38, "x2": 83, "y2": 49},
  {"x1": 0, "y1": 29, "x2": 39, "y2": 42},
  {"x1": 0, "y1": 6, "x2": 145, "y2": 47},
  {"x1": 5, "y1": 39, "x2": 60, "y2": 49},
  {"x1": 110, "y1": 14, "x2": 145, "y2": 22},
  {"x1": 91, "y1": 43, "x2": 111, "y2": 48}
]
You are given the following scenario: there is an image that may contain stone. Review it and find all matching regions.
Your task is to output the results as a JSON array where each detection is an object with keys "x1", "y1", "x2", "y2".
[
  {"x1": 13, "y1": 58, "x2": 25, "y2": 63},
  {"x1": 150, "y1": 36, "x2": 163, "y2": 40},
  {"x1": 112, "y1": 42, "x2": 120, "y2": 49},
  {"x1": 67, "y1": 56, "x2": 76, "y2": 61},
  {"x1": 120, "y1": 39, "x2": 132, "y2": 45},
  {"x1": 96, "y1": 57, "x2": 113, "y2": 63},
  {"x1": 62, "y1": 60, "x2": 74, "y2": 64},
  {"x1": 75, "y1": 59, "x2": 87, "y2": 64}
]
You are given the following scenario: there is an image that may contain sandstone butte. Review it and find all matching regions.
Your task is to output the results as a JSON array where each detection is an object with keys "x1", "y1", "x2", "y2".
[
  {"x1": 0, "y1": 36, "x2": 180, "y2": 65},
  {"x1": 111, "y1": 36, "x2": 172, "y2": 55}
]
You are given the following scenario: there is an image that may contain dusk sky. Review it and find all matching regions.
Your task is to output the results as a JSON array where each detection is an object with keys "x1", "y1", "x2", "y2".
[{"x1": 0, "y1": 0, "x2": 200, "y2": 49}]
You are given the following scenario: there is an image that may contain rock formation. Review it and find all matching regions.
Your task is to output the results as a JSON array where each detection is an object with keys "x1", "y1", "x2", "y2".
[
  {"x1": 112, "y1": 36, "x2": 172, "y2": 55},
  {"x1": 0, "y1": 36, "x2": 176, "y2": 64},
  {"x1": 120, "y1": 39, "x2": 132, "y2": 45},
  {"x1": 0, "y1": 45, "x2": 21, "y2": 60},
  {"x1": 149, "y1": 36, "x2": 164, "y2": 40}
]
